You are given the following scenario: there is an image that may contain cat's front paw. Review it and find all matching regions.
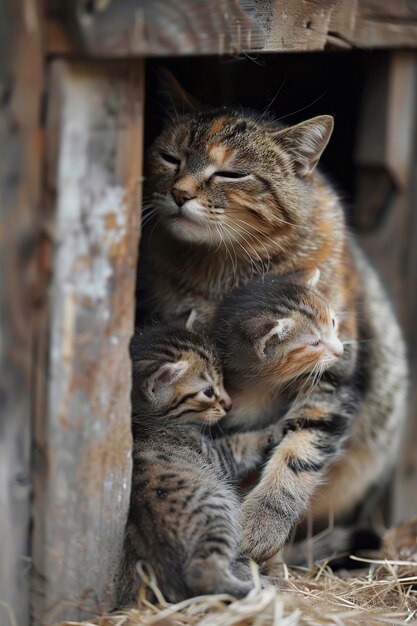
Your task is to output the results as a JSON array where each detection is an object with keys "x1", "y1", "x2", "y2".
[{"x1": 240, "y1": 494, "x2": 290, "y2": 563}]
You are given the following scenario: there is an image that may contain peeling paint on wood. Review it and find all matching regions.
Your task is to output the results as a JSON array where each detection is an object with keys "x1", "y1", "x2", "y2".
[{"x1": 32, "y1": 61, "x2": 144, "y2": 625}]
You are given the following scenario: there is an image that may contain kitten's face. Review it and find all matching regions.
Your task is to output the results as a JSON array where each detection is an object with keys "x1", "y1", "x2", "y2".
[
  {"x1": 147, "y1": 110, "x2": 333, "y2": 247},
  {"x1": 139, "y1": 349, "x2": 231, "y2": 426},
  {"x1": 223, "y1": 284, "x2": 343, "y2": 387}
]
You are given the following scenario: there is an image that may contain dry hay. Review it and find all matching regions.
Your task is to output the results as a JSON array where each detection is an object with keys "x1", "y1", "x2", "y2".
[{"x1": 61, "y1": 519, "x2": 417, "y2": 626}]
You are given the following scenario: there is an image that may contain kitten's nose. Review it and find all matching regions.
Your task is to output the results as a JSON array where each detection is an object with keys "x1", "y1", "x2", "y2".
[
  {"x1": 327, "y1": 337, "x2": 344, "y2": 358},
  {"x1": 171, "y1": 187, "x2": 196, "y2": 207},
  {"x1": 220, "y1": 397, "x2": 232, "y2": 412}
]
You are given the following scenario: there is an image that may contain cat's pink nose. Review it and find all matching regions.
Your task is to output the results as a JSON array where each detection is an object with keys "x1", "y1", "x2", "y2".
[{"x1": 171, "y1": 187, "x2": 196, "y2": 207}]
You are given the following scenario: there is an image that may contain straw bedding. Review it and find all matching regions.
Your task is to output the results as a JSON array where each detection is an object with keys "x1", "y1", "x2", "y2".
[{"x1": 60, "y1": 518, "x2": 417, "y2": 626}]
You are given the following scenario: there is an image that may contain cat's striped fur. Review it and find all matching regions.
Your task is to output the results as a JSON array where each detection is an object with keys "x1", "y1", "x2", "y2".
[
  {"x1": 117, "y1": 327, "x2": 280, "y2": 605},
  {"x1": 138, "y1": 86, "x2": 408, "y2": 562}
]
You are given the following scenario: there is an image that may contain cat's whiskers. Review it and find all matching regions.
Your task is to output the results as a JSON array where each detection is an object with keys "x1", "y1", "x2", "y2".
[
  {"x1": 217, "y1": 225, "x2": 238, "y2": 282},
  {"x1": 221, "y1": 222, "x2": 264, "y2": 279},
  {"x1": 281, "y1": 361, "x2": 319, "y2": 397},
  {"x1": 222, "y1": 225, "x2": 260, "y2": 279},
  {"x1": 214, "y1": 224, "x2": 225, "y2": 254},
  {"x1": 141, "y1": 209, "x2": 158, "y2": 229},
  {"x1": 147, "y1": 215, "x2": 163, "y2": 247},
  {"x1": 224, "y1": 208, "x2": 307, "y2": 232},
  {"x1": 296, "y1": 361, "x2": 322, "y2": 398},
  {"x1": 234, "y1": 217, "x2": 295, "y2": 269},
  {"x1": 224, "y1": 221, "x2": 264, "y2": 267},
  {"x1": 221, "y1": 224, "x2": 253, "y2": 274},
  {"x1": 233, "y1": 218, "x2": 272, "y2": 275}
]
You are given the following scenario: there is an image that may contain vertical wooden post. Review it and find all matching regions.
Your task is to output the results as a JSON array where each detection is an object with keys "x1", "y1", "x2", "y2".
[
  {"x1": 32, "y1": 61, "x2": 144, "y2": 625},
  {"x1": 354, "y1": 52, "x2": 417, "y2": 523},
  {"x1": 0, "y1": 2, "x2": 43, "y2": 625}
]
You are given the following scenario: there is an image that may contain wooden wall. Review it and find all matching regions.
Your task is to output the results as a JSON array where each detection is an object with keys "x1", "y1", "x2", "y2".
[{"x1": 31, "y1": 61, "x2": 144, "y2": 625}]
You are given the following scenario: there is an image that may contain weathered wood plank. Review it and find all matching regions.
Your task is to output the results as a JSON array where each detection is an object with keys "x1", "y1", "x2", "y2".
[
  {"x1": 32, "y1": 60, "x2": 144, "y2": 625},
  {"x1": 354, "y1": 52, "x2": 417, "y2": 523},
  {"x1": 65, "y1": 0, "x2": 265, "y2": 56},
  {"x1": 0, "y1": 1, "x2": 43, "y2": 625},
  {"x1": 52, "y1": 0, "x2": 417, "y2": 57}
]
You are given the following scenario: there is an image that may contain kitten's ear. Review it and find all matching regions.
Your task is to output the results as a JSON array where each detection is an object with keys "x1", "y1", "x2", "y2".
[
  {"x1": 292, "y1": 268, "x2": 321, "y2": 288},
  {"x1": 271, "y1": 115, "x2": 334, "y2": 177},
  {"x1": 256, "y1": 318, "x2": 295, "y2": 360},
  {"x1": 144, "y1": 360, "x2": 189, "y2": 398},
  {"x1": 242, "y1": 316, "x2": 295, "y2": 360},
  {"x1": 159, "y1": 68, "x2": 200, "y2": 113},
  {"x1": 185, "y1": 309, "x2": 198, "y2": 331},
  {"x1": 171, "y1": 309, "x2": 198, "y2": 332}
]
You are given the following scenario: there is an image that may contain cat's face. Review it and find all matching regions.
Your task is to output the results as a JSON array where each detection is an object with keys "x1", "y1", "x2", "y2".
[
  {"x1": 147, "y1": 109, "x2": 333, "y2": 247},
  {"x1": 218, "y1": 275, "x2": 343, "y2": 388},
  {"x1": 133, "y1": 331, "x2": 232, "y2": 426}
]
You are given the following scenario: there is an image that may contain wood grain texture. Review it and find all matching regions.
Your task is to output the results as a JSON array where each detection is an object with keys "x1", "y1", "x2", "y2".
[
  {"x1": 0, "y1": 2, "x2": 43, "y2": 625},
  {"x1": 354, "y1": 52, "x2": 417, "y2": 523},
  {"x1": 55, "y1": 0, "x2": 417, "y2": 57},
  {"x1": 65, "y1": 0, "x2": 265, "y2": 56},
  {"x1": 31, "y1": 60, "x2": 144, "y2": 625}
]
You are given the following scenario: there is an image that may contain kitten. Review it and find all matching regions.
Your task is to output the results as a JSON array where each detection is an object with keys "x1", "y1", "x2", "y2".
[
  {"x1": 117, "y1": 326, "x2": 280, "y2": 605},
  {"x1": 137, "y1": 77, "x2": 408, "y2": 562},
  {"x1": 214, "y1": 270, "x2": 359, "y2": 559}
]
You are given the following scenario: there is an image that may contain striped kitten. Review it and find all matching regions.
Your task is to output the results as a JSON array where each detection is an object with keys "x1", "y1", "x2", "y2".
[
  {"x1": 117, "y1": 326, "x2": 280, "y2": 605},
  {"x1": 138, "y1": 79, "x2": 408, "y2": 562},
  {"x1": 214, "y1": 270, "x2": 360, "y2": 560},
  {"x1": 214, "y1": 273, "x2": 402, "y2": 560}
]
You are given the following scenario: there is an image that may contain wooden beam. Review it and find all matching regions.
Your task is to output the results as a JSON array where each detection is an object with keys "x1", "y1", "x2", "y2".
[
  {"x1": 31, "y1": 60, "x2": 144, "y2": 625},
  {"x1": 0, "y1": 2, "x2": 43, "y2": 625},
  {"x1": 48, "y1": 0, "x2": 417, "y2": 58}
]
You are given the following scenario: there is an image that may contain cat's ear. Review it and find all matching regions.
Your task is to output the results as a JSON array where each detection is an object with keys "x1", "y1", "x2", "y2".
[
  {"x1": 159, "y1": 68, "x2": 200, "y2": 113},
  {"x1": 242, "y1": 316, "x2": 295, "y2": 360},
  {"x1": 271, "y1": 115, "x2": 334, "y2": 177},
  {"x1": 292, "y1": 268, "x2": 321, "y2": 288},
  {"x1": 255, "y1": 318, "x2": 295, "y2": 360},
  {"x1": 144, "y1": 360, "x2": 189, "y2": 398}
]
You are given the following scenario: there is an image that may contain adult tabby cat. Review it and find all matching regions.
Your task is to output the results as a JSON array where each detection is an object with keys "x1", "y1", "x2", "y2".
[
  {"x1": 138, "y1": 79, "x2": 408, "y2": 562},
  {"x1": 117, "y1": 326, "x2": 281, "y2": 605}
]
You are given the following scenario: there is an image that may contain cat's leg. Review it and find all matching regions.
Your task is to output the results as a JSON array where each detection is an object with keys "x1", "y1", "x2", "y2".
[
  {"x1": 206, "y1": 424, "x2": 282, "y2": 481},
  {"x1": 183, "y1": 492, "x2": 255, "y2": 598},
  {"x1": 240, "y1": 382, "x2": 356, "y2": 562}
]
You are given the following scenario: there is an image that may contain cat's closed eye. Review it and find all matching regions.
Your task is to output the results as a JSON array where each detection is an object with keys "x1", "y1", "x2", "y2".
[
  {"x1": 213, "y1": 171, "x2": 248, "y2": 180},
  {"x1": 160, "y1": 152, "x2": 181, "y2": 166}
]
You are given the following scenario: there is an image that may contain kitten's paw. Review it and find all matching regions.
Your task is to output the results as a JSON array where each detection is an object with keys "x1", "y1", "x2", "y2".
[{"x1": 240, "y1": 496, "x2": 290, "y2": 563}]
